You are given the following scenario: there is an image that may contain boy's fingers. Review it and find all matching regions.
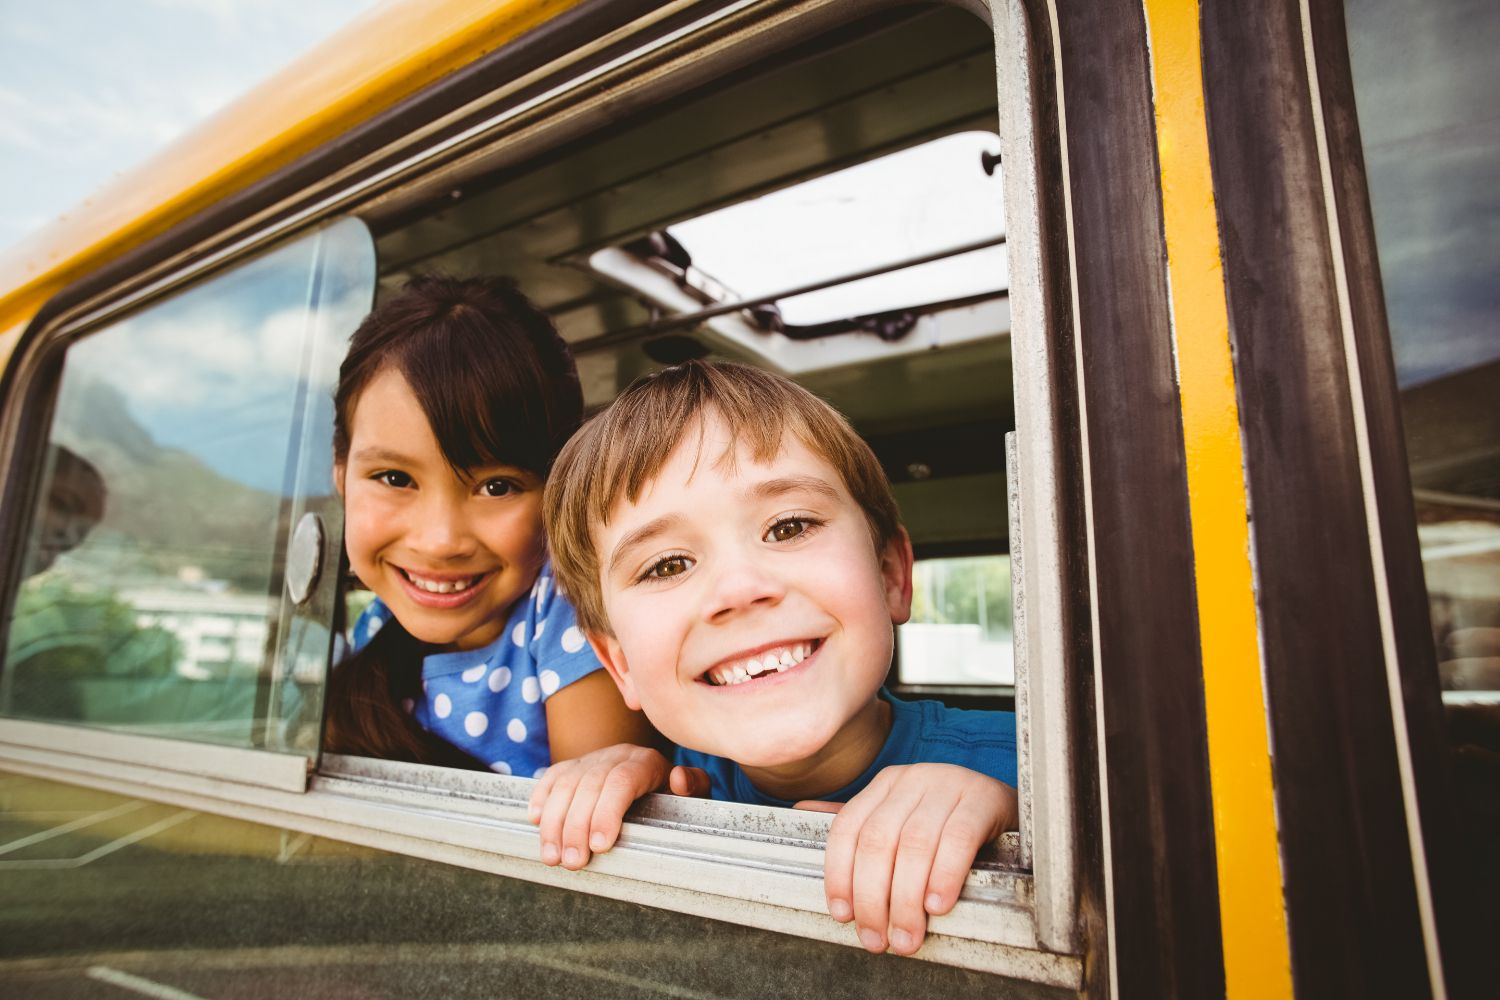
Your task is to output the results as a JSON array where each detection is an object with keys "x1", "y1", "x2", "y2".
[
  {"x1": 559, "y1": 766, "x2": 613, "y2": 869},
  {"x1": 925, "y1": 793, "x2": 1007, "y2": 916},
  {"x1": 848, "y1": 782, "x2": 926, "y2": 954},
  {"x1": 792, "y1": 800, "x2": 842, "y2": 814},
  {"x1": 535, "y1": 764, "x2": 581, "y2": 866},
  {"x1": 527, "y1": 768, "x2": 556, "y2": 824},
  {"x1": 823, "y1": 782, "x2": 888, "y2": 928},
  {"x1": 588, "y1": 757, "x2": 667, "y2": 854},
  {"x1": 667, "y1": 765, "x2": 712, "y2": 798},
  {"x1": 884, "y1": 793, "x2": 956, "y2": 956}
]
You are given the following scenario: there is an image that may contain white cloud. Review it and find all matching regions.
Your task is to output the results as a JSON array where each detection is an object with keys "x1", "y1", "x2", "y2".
[{"x1": 0, "y1": 0, "x2": 382, "y2": 253}]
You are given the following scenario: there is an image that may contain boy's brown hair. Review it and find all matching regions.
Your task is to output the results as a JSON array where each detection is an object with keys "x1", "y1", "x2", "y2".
[{"x1": 544, "y1": 360, "x2": 902, "y2": 634}]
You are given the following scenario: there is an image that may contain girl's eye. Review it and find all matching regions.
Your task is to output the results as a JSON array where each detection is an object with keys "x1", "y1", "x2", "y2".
[
  {"x1": 765, "y1": 516, "x2": 818, "y2": 543},
  {"x1": 375, "y1": 470, "x2": 412, "y2": 489},
  {"x1": 480, "y1": 478, "x2": 518, "y2": 498},
  {"x1": 644, "y1": 555, "x2": 693, "y2": 581}
]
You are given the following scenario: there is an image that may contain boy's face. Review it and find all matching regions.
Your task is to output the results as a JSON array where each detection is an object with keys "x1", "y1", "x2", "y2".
[{"x1": 587, "y1": 414, "x2": 912, "y2": 769}]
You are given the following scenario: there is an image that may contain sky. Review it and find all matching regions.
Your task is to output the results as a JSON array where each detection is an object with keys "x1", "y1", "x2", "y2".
[{"x1": 0, "y1": 0, "x2": 383, "y2": 255}]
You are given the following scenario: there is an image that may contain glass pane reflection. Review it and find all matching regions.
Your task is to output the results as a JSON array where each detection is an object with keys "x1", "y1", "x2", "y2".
[
  {"x1": 1347, "y1": 0, "x2": 1500, "y2": 902},
  {"x1": 1, "y1": 219, "x2": 375, "y2": 748},
  {"x1": 1347, "y1": 0, "x2": 1500, "y2": 701}
]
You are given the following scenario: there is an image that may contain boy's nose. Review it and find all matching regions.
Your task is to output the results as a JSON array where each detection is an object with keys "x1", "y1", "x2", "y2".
[{"x1": 703, "y1": 552, "x2": 786, "y2": 622}]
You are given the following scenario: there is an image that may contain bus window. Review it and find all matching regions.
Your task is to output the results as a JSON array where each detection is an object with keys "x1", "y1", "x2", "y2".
[
  {"x1": 899, "y1": 555, "x2": 1015, "y2": 691},
  {"x1": 1346, "y1": 0, "x2": 1500, "y2": 892},
  {"x1": 320, "y1": 1, "x2": 1080, "y2": 978},
  {"x1": 0, "y1": 3, "x2": 1084, "y2": 987},
  {"x1": 1, "y1": 218, "x2": 375, "y2": 753}
]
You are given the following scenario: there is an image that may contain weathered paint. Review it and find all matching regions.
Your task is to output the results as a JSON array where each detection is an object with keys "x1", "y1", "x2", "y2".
[
  {"x1": 1140, "y1": 2, "x2": 1293, "y2": 997},
  {"x1": 0, "y1": 0, "x2": 584, "y2": 340}
]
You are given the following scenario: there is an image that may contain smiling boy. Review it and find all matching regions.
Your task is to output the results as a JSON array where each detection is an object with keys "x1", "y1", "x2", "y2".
[{"x1": 531, "y1": 360, "x2": 1018, "y2": 956}]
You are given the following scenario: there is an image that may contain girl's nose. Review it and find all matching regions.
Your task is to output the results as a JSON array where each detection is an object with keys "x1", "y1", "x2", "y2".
[
  {"x1": 703, "y1": 549, "x2": 786, "y2": 623},
  {"x1": 408, "y1": 496, "x2": 477, "y2": 560}
]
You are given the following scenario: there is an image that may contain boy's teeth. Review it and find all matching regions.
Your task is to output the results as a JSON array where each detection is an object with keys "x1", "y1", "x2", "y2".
[{"x1": 705, "y1": 642, "x2": 815, "y2": 687}]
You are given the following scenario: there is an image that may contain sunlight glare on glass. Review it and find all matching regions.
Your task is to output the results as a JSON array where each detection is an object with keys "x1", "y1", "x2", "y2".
[{"x1": 668, "y1": 131, "x2": 1007, "y2": 326}]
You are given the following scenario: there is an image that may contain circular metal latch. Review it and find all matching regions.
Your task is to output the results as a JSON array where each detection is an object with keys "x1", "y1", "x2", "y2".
[{"x1": 285, "y1": 512, "x2": 325, "y2": 606}]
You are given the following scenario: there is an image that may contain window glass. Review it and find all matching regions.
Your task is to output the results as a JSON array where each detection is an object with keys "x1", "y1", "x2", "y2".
[
  {"x1": 1345, "y1": 0, "x2": 1500, "y2": 884},
  {"x1": 1, "y1": 218, "x2": 376, "y2": 750},
  {"x1": 900, "y1": 555, "x2": 1014, "y2": 686}
]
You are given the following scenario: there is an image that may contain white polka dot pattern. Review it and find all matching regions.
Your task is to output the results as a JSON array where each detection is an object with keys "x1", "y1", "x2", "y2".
[{"x1": 368, "y1": 563, "x2": 603, "y2": 782}]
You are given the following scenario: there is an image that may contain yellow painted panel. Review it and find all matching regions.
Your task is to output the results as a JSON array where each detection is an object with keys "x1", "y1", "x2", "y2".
[
  {"x1": 0, "y1": 321, "x2": 24, "y2": 373},
  {"x1": 0, "y1": 0, "x2": 583, "y2": 339},
  {"x1": 1141, "y1": 1, "x2": 1294, "y2": 996}
]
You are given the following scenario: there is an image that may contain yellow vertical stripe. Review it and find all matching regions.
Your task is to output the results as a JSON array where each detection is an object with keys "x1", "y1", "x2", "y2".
[{"x1": 1141, "y1": 2, "x2": 1294, "y2": 996}]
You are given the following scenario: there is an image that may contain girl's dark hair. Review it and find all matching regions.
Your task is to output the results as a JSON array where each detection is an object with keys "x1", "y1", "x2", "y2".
[
  {"x1": 331, "y1": 274, "x2": 582, "y2": 476},
  {"x1": 323, "y1": 275, "x2": 582, "y2": 768}
]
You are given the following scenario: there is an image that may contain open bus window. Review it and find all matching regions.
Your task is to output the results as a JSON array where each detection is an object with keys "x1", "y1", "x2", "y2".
[
  {"x1": 899, "y1": 555, "x2": 1015, "y2": 690},
  {"x1": 314, "y1": 5, "x2": 1085, "y2": 978},
  {"x1": 0, "y1": 219, "x2": 375, "y2": 751}
]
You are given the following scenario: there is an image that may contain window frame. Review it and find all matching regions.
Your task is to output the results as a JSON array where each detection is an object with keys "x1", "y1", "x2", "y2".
[{"x1": 0, "y1": 0, "x2": 1085, "y2": 985}]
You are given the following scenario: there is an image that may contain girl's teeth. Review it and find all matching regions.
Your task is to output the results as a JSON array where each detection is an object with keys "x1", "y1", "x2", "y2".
[{"x1": 410, "y1": 574, "x2": 475, "y2": 594}]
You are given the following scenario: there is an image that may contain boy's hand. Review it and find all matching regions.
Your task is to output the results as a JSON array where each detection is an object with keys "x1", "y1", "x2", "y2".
[
  {"x1": 804, "y1": 764, "x2": 1018, "y2": 957},
  {"x1": 527, "y1": 745, "x2": 710, "y2": 870}
]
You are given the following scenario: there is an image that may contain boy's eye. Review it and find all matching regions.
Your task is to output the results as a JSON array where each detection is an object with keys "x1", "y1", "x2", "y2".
[
  {"x1": 375, "y1": 470, "x2": 412, "y2": 489},
  {"x1": 765, "y1": 517, "x2": 815, "y2": 543},
  {"x1": 645, "y1": 555, "x2": 693, "y2": 580},
  {"x1": 480, "y1": 478, "x2": 518, "y2": 498}
]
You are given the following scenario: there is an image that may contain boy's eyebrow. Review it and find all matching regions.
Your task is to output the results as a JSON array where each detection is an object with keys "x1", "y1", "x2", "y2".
[
  {"x1": 607, "y1": 514, "x2": 683, "y2": 575},
  {"x1": 748, "y1": 475, "x2": 842, "y2": 503}
]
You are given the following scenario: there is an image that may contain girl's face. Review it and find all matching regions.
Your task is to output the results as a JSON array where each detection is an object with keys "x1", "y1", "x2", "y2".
[{"x1": 337, "y1": 368, "x2": 547, "y2": 651}]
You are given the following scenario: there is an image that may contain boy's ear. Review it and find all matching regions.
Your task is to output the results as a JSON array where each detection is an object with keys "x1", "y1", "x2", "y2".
[
  {"x1": 332, "y1": 461, "x2": 346, "y2": 499},
  {"x1": 881, "y1": 526, "x2": 915, "y2": 625},
  {"x1": 587, "y1": 630, "x2": 642, "y2": 711}
]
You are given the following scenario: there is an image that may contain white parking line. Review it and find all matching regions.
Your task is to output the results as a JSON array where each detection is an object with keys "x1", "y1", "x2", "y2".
[
  {"x1": 0, "y1": 809, "x2": 196, "y2": 870},
  {"x1": 276, "y1": 831, "x2": 311, "y2": 863},
  {"x1": 521, "y1": 954, "x2": 732, "y2": 1000},
  {"x1": 0, "y1": 800, "x2": 147, "y2": 856},
  {"x1": 87, "y1": 966, "x2": 209, "y2": 1000}
]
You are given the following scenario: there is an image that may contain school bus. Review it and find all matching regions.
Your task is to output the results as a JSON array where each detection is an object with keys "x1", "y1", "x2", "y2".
[{"x1": 0, "y1": 1, "x2": 1492, "y2": 997}]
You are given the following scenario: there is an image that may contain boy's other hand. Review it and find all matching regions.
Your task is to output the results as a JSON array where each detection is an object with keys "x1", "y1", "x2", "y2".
[
  {"x1": 528, "y1": 744, "x2": 670, "y2": 870},
  {"x1": 527, "y1": 750, "x2": 711, "y2": 871},
  {"x1": 667, "y1": 764, "x2": 712, "y2": 798},
  {"x1": 804, "y1": 764, "x2": 1018, "y2": 957}
]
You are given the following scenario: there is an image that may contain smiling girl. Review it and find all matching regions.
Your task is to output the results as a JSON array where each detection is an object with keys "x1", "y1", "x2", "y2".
[{"x1": 323, "y1": 276, "x2": 654, "y2": 773}]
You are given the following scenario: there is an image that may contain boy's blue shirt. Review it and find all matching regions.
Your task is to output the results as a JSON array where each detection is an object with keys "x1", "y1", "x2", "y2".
[
  {"x1": 673, "y1": 689, "x2": 1018, "y2": 807},
  {"x1": 350, "y1": 561, "x2": 604, "y2": 777}
]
